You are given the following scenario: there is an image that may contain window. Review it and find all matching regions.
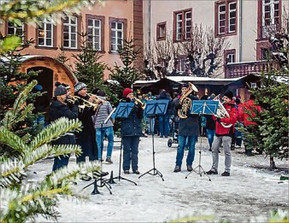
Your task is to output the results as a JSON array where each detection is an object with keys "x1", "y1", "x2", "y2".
[
  {"x1": 176, "y1": 57, "x2": 187, "y2": 73},
  {"x1": 37, "y1": 18, "x2": 53, "y2": 47},
  {"x1": 110, "y1": 18, "x2": 126, "y2": 53},
  {"x1": 7, "y1": 21, "x2": 24, "y2": 37},
  {"x1": 215, "y1": 0, "x2": 237, "y2": 36},
  {"x1": 87, "y1": 17, "x2": 102, "y2": 51},
  {"x1": 173, "y1": 9, "x2": 192, "y2": 42},
  {"x1": 261, "y1": 0, "x2": 280, "y2": 38},
  {"x1": 63, "y1": 16, "x2": 78, "y2": 49},
  {"x1": 156, "y1": 22, "x2": 166, "y2": 41},
  {"x1": 224, "y1": 49, "x2": 236, "y2": 64},
  {"x1": 261, "y1": 47, "x2": 270, "y2": 59}
]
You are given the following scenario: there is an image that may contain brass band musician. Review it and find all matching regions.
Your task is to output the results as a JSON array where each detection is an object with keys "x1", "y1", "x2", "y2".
[
  {"x1": 174, "y1": 83, "x2": 199, "y2": 173},
  {"x1": 73, "y1": 82, "x2": 100, "y2": 164}
]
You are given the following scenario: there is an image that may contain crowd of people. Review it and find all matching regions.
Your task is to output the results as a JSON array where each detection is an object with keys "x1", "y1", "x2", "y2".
[{"x1": 35, "y1": 81, "x2": 261, "y2": 178}]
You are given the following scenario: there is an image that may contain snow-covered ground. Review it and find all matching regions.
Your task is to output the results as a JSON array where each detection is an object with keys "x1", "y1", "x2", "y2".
[{"x1": 31, "y1": 136, "x2": 288, "y2": 223}]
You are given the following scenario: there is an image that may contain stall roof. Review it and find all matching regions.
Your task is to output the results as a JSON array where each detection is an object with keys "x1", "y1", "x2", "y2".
[{"x1": 166, "y1": 76, "x2": 243, "y2": 85}]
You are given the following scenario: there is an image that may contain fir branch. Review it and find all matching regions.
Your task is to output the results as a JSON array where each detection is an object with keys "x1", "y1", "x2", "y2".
[
  {"x1": 46, "y1": 161, "x2": 100, "y2": 186},
  {"x1": 29, "y1": 118, "x2": 82, "y2": 151},
  {"x1": 0, "y1": 159, "x2": 25, "y2": 188},
  {"x1": 1, "y1": 80, "x2": 37, "y2": 130},
  {"x1": 23, "y1": 144, "x2": 82, "y2": 167},
  {"x1": 0, "y1": 127, "x2": 29, "y2": 154}
]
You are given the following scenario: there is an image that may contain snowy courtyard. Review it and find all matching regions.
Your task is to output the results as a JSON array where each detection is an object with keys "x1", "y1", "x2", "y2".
[{"x1": 31, "y1": 136, "x2": 288, "y2": 223}]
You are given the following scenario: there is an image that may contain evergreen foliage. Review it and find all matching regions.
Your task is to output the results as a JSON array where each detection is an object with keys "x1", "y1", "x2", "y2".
[
  {"x1": 72, "y1": 33, "x2": 107, "y2": 91},
  {"x1": 240, "y1": 28, "x2": 289, "y2": 161},
  {"x1": 0, "y1": 82, "x2": 100, "y2": 223},
  {"x1": 109, "y1": 39, "x2": 144, "y2": 100},
  {"x1": 0, "y1": 51, "x2": 43, "y2": 157}
]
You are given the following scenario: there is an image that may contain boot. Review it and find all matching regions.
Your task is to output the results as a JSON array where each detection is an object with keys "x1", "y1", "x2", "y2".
[
  {"x1": 106, "y1": 157, "x2": 113, "y2": 164},
  {"x1": 174, "y1": 166, "x2": 181, "y2": 172}
]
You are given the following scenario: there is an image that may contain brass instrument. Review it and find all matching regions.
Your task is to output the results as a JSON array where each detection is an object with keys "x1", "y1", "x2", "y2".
[
  {"x1": 178, "y1": 82, "x2": 196, "y2": 119},
  {"x1": 66, "y1": 95, "x2": 103, "y2": 111},
  {"x1": 133, "y1": 97, "x2": 146, "y2": 110},
  {"x1": 213, "y1": 95, "x2": 232, "y2": 128}
]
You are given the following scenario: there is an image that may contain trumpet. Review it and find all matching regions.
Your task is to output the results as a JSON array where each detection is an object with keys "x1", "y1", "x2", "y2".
[
  {"x1": 133, "y1": 97, "x2": 146, "y2": 110},
  {"x1": 66, "y1": 95, "x2": 102, "y2": 111},
  {"x1": 87, "y1": 93, "x2": 105, "y2": 105}
]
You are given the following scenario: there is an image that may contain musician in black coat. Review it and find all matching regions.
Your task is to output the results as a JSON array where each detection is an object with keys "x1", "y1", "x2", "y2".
[
  {"x1": 48, "y1": 86, "x2": 78, "y2": 171},
  {"x1": 74, "y1": 82, "x2": 98, "y2": 163},
  {"x1": 174, "y1": 83, "x2": 199, "y2": 173},
  {"x1": 121, "y1": 88, "x2": 143, "y2": 174}
]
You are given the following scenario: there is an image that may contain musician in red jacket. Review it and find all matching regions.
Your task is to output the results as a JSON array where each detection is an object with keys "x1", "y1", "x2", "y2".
[{"x1": 206, "y1": 90, "x2": 237, "y2": 176}]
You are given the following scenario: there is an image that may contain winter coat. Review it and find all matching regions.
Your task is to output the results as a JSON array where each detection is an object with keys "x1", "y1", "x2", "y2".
[
  {"x1": 92, "y1": 96, "x2": 113, "y2": 128},
  {"x1": 213, "y1": 100, "x2": 237, "y2": 136},
  {"x1": 120, "y1": 98, "x2": 143, "y2": 137},
  {"x1": 48, "y1": 99, "x2": 78, "y2": 144},
  {"x1": 176, "y1": 94, "x2": 199, "y2": 136},
  {"x1": 157, "y1": 91, "x2": 173, "y2": 115},
  {"x1": 74, "y1": 94, "x2": 98, "y2": 162},
  {"x1": 240, "y1": 99, "x2": 261, "y2": 126}
]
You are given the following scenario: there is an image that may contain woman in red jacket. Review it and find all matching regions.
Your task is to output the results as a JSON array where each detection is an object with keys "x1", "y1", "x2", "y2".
[
  {"x1": 206, "y1": 90, "x2": 237, "y2": 176},
  {"x1": 239, "y1": 94, "x2": 262, "y2": 155}
]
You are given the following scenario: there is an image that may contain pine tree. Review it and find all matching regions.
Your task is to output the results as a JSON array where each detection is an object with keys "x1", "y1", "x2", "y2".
[
  {"x1": 0, "y1": 81, "x2": 100, "y2": 223},
  {"x1": 72, "y1": 33, "x2": 107, "y2": 92},
  {"x1": 0, "y1": 48, "x2": 45, "y2": 155},
  {"x1": 240, "y1": 27, "x2": 289, "y2": 167},
  {"x1": 109, "y1": 39, "x2": 144, "y2": 100}
]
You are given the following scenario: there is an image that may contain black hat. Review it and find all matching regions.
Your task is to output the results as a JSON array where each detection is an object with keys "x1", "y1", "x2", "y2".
[
  {"x1": 224, "y1": 90, "x2": 233, "y2": 100},
  {"x1": 74, "y1": 82, "x2": 87, "y2": 93},
  {"x1": 54, "y1": 86, "x2": 67, "y2": 96}
]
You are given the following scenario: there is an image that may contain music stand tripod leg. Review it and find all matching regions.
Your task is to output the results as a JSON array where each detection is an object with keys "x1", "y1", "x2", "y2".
[
  {"x1": 138, "y1": 116, "x2": 164, "y2": 181},
  {"x1": 113, "y1": 139, "x2": 137, "y2": 185}
]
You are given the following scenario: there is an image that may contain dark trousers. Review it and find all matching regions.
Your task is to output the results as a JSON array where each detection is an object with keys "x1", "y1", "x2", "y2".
[
  {"x1": 122, "y1": 136, "x2": 140, "y2": 171},
  {"x1": 52, "y1": 135, "x2": 75, "y2": 171}
]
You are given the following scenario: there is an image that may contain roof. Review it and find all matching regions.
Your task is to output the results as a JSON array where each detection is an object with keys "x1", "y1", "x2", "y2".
[
  {"x1": 0, "y1": 55, "x2": 77, "y2": 82},
  {"x1": 134, "y1": 76, "x2": 244, "y2": 87}
]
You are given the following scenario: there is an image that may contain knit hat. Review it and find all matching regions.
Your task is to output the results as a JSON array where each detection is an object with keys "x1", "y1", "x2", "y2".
[
  {"x1": 54, "y1": 86, "x2": 67, "y2": 96},
  {"x1": 224, "y1": 90, "x2": 233, "y2": 100},
  {"x1": 74, "y1": 82, "x2": 87, "y2": 93},
  {"x1": 123, "y1": 88, "x2": 133, "y2": 98}
]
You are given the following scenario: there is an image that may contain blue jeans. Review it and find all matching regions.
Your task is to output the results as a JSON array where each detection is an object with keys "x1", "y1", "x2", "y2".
[
  {"x1": 122, "y1": 136, "x2": 140, "y2": 171},
  {"x1": 159, "y1": 115, "x2": 170, "y2": 137},
  {"x1": 52, "y1": 155, "x2": 70, "y2": 171},
  {"x1": 96, "y1": 126, "x2": 114, "y2": 160},
  {"x1": 176, "y1": 135, "x2": 197, "y2": 167},
  {"x1": 206, "y1": 129, "x2": 215, "y2": 148}
]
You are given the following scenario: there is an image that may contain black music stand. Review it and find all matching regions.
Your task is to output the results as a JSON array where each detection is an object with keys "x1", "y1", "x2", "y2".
[
  {"x1": 112, "y1": 102, "x2": 137, "y2": 185},
  {"x1": 184, "y1": 100, "x2": 218, "y2": 181},
  {"x1": 138, "y1": 99, "x2": 169, "y2": 181},
  {"x1": 81, "y1": 171, "x2": 112, "y2": 195},
  {"x1": 81, "y1": 107, "x2": 116, "y2": 195}
]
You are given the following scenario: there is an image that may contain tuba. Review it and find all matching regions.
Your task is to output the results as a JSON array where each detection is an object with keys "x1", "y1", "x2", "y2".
[
  {"x1": 178, "y1": 82, "x2": 197, "y2": 119},
  {"x1": 213, "y1": 95, "x2": 232, "y2": 128}
]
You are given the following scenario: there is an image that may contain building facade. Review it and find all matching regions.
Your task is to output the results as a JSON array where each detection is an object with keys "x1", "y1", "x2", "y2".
[
  {"x1": 0, "y1": 0, "x2": 143, "y2": 95},
  {"x1": 143, "y1": 0, "x2": 289, "y2": 78}
]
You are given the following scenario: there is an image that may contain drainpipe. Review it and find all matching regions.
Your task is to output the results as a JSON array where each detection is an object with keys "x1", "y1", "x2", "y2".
[
  {"x1": 148, "y1": 0, "x2": 151, "y2": 55},
  {"x1": 239, "y1": 0, "x2": 243, "y2": 62}
]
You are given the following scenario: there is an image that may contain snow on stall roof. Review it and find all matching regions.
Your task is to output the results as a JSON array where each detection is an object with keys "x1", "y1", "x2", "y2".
[{"x1": 167, "y1": 76, "x2": 243, "y2": 82}]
